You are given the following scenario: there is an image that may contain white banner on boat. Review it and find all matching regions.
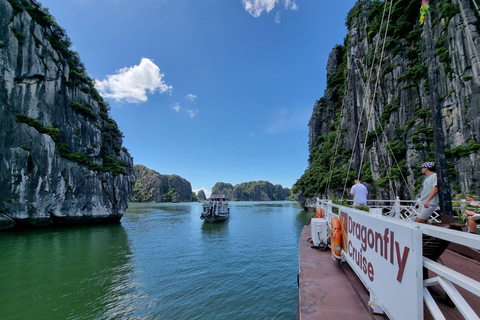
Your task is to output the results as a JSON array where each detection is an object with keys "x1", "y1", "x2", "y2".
[{"x1": 339, "y1": 208, "x2": 423, "y2": 320}]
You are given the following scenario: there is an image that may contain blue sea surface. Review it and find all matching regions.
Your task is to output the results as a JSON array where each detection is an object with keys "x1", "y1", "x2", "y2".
[{"x1": 0, "y1": 201, "x2": 310, "y2": 319}]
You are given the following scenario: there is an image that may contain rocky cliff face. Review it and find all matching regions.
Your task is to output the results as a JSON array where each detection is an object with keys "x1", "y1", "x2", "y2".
[
  {"x1": 212, "y1": 181, "x2": 291, "y2": 201},
  {"x1": 197, "y1": 189, "x2": 206, "y2": 201},
  {"x1": 295, "y1": 0, "x2": 480, "y2": 205},
  {"x1": 0, "y1": 0, "x2": 135, "y2": 229},
  {"x1": 211, "y1": 182, "x2": 234, "y2": 200},
  {"x1": 132, "y1": 165, "x2": 193, "y2": 203}
]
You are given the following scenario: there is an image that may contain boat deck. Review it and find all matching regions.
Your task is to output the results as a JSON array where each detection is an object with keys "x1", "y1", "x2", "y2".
[{"x1": 297, "y1": 224, "x2": 480, "y2": 320}]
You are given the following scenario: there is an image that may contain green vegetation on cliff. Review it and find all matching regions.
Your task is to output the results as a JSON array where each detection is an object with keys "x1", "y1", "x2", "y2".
[
  {"x1": 132, "y1": 165, "x2": 193, "y2": 203},
  {"x1": 9, "y1": 0, "x2": 129, "y2": 177},
  {"x1": 212, "y1": 181, "x2": 291, "y2": 201},
  {"x1": 294, "y1": 0, "x2": 480, "y2": 200}
]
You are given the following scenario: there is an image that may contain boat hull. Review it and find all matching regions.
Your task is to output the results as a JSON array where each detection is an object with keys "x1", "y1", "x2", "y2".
[{"x1": 201, "y1": 213, "x2": 229, "y2": 222}]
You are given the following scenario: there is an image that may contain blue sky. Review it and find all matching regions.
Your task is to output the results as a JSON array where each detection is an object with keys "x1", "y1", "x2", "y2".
[{"x1": 39, "y1": 0, "x2": 357, "y2": 198}]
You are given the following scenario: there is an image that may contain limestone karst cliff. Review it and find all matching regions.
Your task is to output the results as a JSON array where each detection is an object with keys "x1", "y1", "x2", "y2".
[
  {"x1": 212, "y1": 182, "x2": 235, "y2": 200},
  {"x1": 294, "y1": 0, "x2": 480, "y2": 206},
  {"x1": 0, "y1": 0, "x2": 135, "y2": 229},
  {"x1": 132, "y1": 165, "x2": 193, "y2": 203},
  {"x1": 212, "y1": 181, "x2": 291, "y2": 201},
  {"x1": 197, "y1": 189, "x2": 206, "y2": 201}
]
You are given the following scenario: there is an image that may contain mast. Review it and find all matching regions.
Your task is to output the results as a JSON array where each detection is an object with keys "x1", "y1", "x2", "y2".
[
  {"x1": 351, "y1": 48, "x2": 362, "y2": 178},
  {"x1": 423, "y1": 11, "x2": 454, "y2": 223}
]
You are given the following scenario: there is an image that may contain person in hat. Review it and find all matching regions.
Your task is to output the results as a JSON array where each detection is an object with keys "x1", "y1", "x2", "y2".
[{"x1": 417, "y1": 162, "x2": 439, "y2": 223}]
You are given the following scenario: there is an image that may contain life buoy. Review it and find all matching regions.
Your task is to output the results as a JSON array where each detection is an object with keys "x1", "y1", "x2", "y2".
[
  {"x1": 330, "y1": 216, "x2": 342, "y2": 258},
  {"x1": 315, "y1": 207, "x2": 323, "y2": 218}
]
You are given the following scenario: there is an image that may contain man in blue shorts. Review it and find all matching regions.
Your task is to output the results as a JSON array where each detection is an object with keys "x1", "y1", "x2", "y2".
[{"x1": 417, "y1": 162, "x2": 439, "y2": 223}]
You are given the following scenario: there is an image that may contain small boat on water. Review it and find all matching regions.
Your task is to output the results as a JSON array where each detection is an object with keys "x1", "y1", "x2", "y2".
[{"x1": 200, "y1": 194, "x2": 229, "y2": 222}]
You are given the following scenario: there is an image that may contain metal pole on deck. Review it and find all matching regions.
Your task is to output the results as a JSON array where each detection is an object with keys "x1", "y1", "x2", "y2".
[
  {"x1": 351, "y1": 48, "x2": 362, "y2": 178},
  {"x1": 423, "y1": 12, "x2": 454, "y2": 223}
]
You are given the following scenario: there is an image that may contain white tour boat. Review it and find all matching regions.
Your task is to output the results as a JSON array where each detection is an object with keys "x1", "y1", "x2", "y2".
[{"x1": 200, "y1": 194, "x2": 229, "y2": 222}]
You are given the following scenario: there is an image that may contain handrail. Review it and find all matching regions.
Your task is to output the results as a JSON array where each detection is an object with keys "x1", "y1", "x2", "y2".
[
  {"x1": 313, "y1": 198, "x2": 480, "y2": 319},
  {"x1": 316, "y1": 197, "x2": 470, "y2": 225},
  {"x1": 420, "y1": 223, "x2": 480, "y2": 250}
]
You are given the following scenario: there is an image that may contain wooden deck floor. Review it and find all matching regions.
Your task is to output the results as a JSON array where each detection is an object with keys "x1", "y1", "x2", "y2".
[{"x1": 297, "y1": 224, "x2": 480, "y2": 320}]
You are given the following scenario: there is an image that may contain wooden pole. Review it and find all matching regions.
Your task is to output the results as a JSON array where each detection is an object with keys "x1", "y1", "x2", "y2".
[{"x1": 423, "y1": 12, "x2": 454, "y2": 223}]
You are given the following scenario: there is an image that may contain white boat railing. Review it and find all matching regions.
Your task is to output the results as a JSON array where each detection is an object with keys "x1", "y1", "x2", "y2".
[
  {"x1": 314, "y1": 198, "x2": 480, "y2": 320},
  {"x1": 342, "y1": 197, "x2": 468, "y2": 225},
  {"x1": 418, "y1": 223, "x2": 480, "y2": 320}
]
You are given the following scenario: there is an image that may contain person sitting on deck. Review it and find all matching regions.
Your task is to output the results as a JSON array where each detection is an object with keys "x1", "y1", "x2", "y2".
[
  {"x1": 465, "y1": 196, "x2": 480, "y2": 235},
  {"x1": 417, "y1": 162, "x2": 439, "y2": 224}
]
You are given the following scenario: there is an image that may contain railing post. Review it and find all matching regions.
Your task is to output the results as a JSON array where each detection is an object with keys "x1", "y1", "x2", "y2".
[{"x1": 395, "y1": 196, "x2": 400, "y2": 219}]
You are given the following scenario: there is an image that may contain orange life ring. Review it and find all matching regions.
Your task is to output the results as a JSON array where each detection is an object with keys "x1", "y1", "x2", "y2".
[
  {"x1": 330, "y1": 216, "x2": 342, "y2": 258},
  {"x1": 315, "y1": 207, "x2": 323, "y2": 218}
]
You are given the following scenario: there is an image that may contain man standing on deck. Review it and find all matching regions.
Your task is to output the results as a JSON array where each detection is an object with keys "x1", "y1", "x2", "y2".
[
  {"x1": 417, "y1": 162, "x2": 439, "y2": 223},
  {"x1": 350, "y1": 179, "x2": 368, "y2": 207}
]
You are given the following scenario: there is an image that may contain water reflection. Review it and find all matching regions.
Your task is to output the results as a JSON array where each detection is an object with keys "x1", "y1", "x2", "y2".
[
  {"x1": 231, "y1": 201, "x2": 301, "y2": 215},
  {"x1": 126, "y1": 202, "x2": 196, "y2": 217},
  {"x1": 294, "y1": 209, "x2": 313, "y2": 237},
  {"x1": 296, "y1": 209, "x2": 313, "y2": 224},
  {"x1": 0, "y1": 201, "x2": 308, "y2": 320},
  {"x1": 0, "y1": 225, "x2": 135, "y2": 320},
  {"x1": 201, "y1": 219, "x2": 229, "y2": 235}
]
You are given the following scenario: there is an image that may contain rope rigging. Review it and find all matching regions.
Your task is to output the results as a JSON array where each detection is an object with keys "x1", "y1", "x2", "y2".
[
  {"x1": 358, "y1": 0, "x2": 418, "y2": 201},
  {"x1": 336, "y1": 0, "x2": 391, "y2": 200},
  {"x1": 326, "y1": 0, "x2": 479, "y2": 203},
  {"x1": 359, "y1": 0, "x2": 415, "y2": 200},
  {"x1": 341, "y1": 0, "x2": 405, "y2": 200},
  {"x1": 334, "y1": 0, "x2": 419, "y2": 201}
]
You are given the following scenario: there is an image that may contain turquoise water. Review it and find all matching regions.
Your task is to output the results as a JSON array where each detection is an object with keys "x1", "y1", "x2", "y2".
[{"x1": 0, "y1": 201, "x2": 310, "y2": 319}]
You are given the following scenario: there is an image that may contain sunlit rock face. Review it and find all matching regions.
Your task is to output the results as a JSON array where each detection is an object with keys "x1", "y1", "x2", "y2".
[
  {"x1": 132, "y1": 165, "x2": 193, "y2": 203},
  {"x1": 297, "y1": 0, "x2": 480, "y2": 202},
  {"x1": 197, "y1": 189, "x2": 206, "y2": 201},
  {"x1": 211, "y1": 181, "x2": 291, "y2": 201},
  {"x1": 0, "y1": 0, "x2": 134, "y2": 230}
]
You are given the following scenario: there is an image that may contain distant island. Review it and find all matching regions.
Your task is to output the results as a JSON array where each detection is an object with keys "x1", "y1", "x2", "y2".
[
  {"x1": 132, "y1": 165, "x2": 193, "y2": 203},
  {"x1": 211, "y1": 181, "x2": 292, "y2": 201},
  {"x1": 132, "y1": 165, "x2": 292, "y2": 203}
]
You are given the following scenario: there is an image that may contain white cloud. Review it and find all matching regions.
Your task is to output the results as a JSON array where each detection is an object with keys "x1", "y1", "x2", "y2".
[
  {"x1": 193, "y1": 187, "x2": 212, "y2": 199},
  {"x1": 186, "y1": 109, "x2": 198, "y2": 118},
  {"x1": 171, "y1": 103, "x2": 198, "y2": 118},
  {"x1": 95, "y1": 58, "x2": 172, "y2": 103},
  {"x1": 275, "y1": 11, "x2": 281, "y2": 24},
  {"x1": 242, "y1": 0, "x2": 297, "y2": 18},
  {"x1": 285, "y1": 0, "x2": 297, "y2": 10},
  {"x1": 185, "y1": 94, "x2": 198, "y2": 101}
]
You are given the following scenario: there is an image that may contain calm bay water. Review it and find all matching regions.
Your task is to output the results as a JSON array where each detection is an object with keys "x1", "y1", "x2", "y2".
[{"x1": 0, "y1": 201, "x2": 311, "y2": 320}]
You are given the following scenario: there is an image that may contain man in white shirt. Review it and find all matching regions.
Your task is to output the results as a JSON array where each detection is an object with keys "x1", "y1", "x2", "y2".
[
  {"x1": 417, "y1": 162, "x2": 439, "y2": 223},
  {"x1": 350, "y1": 179, "x2": 368, "y2": 207}
]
